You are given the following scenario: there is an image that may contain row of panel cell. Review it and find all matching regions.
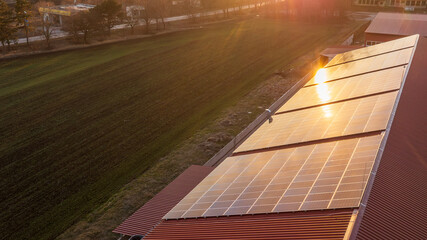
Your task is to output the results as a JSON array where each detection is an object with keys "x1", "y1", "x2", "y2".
[
  {"x1": 236, "y1": 92, "x2": 396, "y2": 153},
  {"x1": 304, "y1": 47, "x2": 413, "y2": 86},
  {"x1": 163, "y1": 135, "x2": 383, "y2": 219},
  {"x1": 280, "y1": 66, "x2": 404, "y2": 112},
  {"x1": 326, "y1": 35, "x2": 416, "y2": 67}
]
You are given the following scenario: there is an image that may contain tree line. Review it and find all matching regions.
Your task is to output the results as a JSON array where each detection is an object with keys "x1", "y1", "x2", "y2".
[
  {"x1": 0, "y1": 0, "x2": 31, "y2": 52},
  {"x1": 63, "y1": 0, "x2": 275, "y2": 44},
  {"x1": 0, "y1": 0, "x2": 309, "y2": 52}
]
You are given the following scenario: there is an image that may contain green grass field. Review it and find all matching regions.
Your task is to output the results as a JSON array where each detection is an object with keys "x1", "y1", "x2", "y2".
[{"x1": 0, "y1": 18, "x2": 354, "y2": 239}]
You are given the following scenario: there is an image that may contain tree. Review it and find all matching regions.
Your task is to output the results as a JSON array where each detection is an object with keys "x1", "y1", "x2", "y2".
[
  {"x1": 0, "y1": 0, "x2": 16, "y2": 53},
  {"x1": 138, "y1": 0, "x2": 155, "y2": 34},
  {"x1": 200, "y1": 0, "x2": 214, "y2": 18},
  {"x1": 15, "y1": 0, "x2": 32, "y2": 47},
  {"x1": 214, "y1": 0, "x2": 231, "y2": 18},
  {"x1": 63, "y1": 14, "x2": 80, "y2": 42},
  {"x1": 41, "y1": 14, "x2": 54, "y2": 48},
  {"x1": 123, "y1": 5, "x2": 142, "y2": 34},
  {"x1": 63, "y1": 11, "x2": 96, "y2": 44},
  {"x1": 92, "y1": 0, "x2": 122, "y2": 35},
  {"x1": 183, "y1": 0, "x2": 199, "y2": 22},
  {"x1": 152, "y1": 0, "x2": 170, "y2": 29}
]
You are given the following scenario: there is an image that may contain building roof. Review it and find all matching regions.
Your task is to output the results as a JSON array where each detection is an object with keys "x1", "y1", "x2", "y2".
[
  {"x1": 352, "y1": 36, "x2": 427, "y2": 240},
  {"x1": 115, "y1": 35, "x2": 427, "y2": 239},
  {"x1": 163, "y1": 35, "x2": 418, "y2": 221},
  {"x1": 365, "y1": 12, "x2": 427, "y2": 37},
  {"x1": 146, "y1": 209, "x2": 355, "y2": 240},
  {"x1": 113, "y1": 165, "x2": 213, "y2": 237}
]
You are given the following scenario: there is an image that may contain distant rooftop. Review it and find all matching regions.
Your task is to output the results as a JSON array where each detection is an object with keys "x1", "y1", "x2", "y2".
[{"x1": 365, "y1": 12, "x2": 427, "y2": 37}]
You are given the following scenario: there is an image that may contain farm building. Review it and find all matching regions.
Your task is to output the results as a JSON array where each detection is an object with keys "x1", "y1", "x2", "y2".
[
  {"x1": 114, "y1": 35, "x2": 427, "y2": 239},
  {"x1": 365, "y1": 12, "x2": 427, "y2": 45},
  {"x1": 352, "y1": 0, "x2": 427, "y2": 10}
]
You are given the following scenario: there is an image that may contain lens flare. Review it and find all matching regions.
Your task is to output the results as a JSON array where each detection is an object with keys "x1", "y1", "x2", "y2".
[
  {"x1": 314, "y1": 68, "x2": 328, "y2": 84},
  {"x1": 314, "y1": 68, "x2": 332, "y2": 118}
]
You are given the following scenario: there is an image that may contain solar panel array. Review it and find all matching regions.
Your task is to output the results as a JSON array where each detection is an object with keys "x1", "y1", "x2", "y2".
[
  {"x1": 164, "y1": 134, "x2": 383, "y2": 219},
  {"x1": 164, "y1": 35, "x2": 418, "y2": 219},
  {"x1": 326, "y1": 35, "x2": 416, "y2": 67},
  {"x1": 305, "y1": 48, "x2": 412, "y2": 87},
  {"x1": 280, "y1": 66, "x2": 405, "y2": 112},
  {"x1": 235, "y1": 92, "x2": 397, "y2": 153}
]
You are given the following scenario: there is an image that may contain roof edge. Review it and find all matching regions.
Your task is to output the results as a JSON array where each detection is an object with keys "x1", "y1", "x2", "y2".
[{"x1": 348, "y1": 34, "x2": 420, "y2": 240}]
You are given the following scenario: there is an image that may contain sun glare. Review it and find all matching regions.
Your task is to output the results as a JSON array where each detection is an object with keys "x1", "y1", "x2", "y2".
[
  {"x1": 314, "y1": 68, "x2": 328, "y2": 84},
  {"x1": 315, "y1": 68, "x2": 332, "y2": 118}
]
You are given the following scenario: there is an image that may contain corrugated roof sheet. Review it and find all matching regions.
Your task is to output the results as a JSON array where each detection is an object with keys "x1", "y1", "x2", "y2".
[
  {"x1": 365, "y1": 12, "x2": 427, "y2": 37},
  {"x1": 113, "y1": 165, "x2": 213, "y2": 237},
  {"x1": 146, "y1": 209, "x2": 354, "y2": 239},
  {"x1": 352, "y1": 37, "x2": 427, "y2": 239}
]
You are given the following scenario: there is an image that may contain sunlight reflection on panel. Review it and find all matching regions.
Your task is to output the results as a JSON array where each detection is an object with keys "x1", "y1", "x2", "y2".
[
  {"x1": 314, "y1": 68, "x2": 328, "y2": 84},
  {"x1": 304, "y1": 47, "x2": 413, "y2": 86},
  {"x1": 279, "y1": 66, "x2": 405, "y2": 112},
  {"x1": 327, "y1": 35, "x2": 417, "y2": 67},
  {"x1": 321, "y1": 105, "x2": 332, "y2": 118},
  {"x1": 235, "y1": 91, "x2": 397, "y2": 153}
]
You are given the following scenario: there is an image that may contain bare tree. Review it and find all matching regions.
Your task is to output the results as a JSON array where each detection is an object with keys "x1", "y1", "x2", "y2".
[
  {"x1": 200, "y1": 0, "x2": 213, "y2": 20},
  {"x1": 123, "y1": 6, "x2": 140, "y2": 34},
  {"x1": 63, "y1": 11, "x2": 96, "y2": 44},
  {"x1": 41, "y1": 14, "x2": 54, "y2": 48},
  {"x1": 183, "y1": 0, "x2": 199, "y2": 22},
  {"x1": 138, "y1": 0, "x2": 154, "y2": 34},
  {"x1": 152, "y1": 0, "x2": 170, "y2": 30},
  {"x1": 215, "y1": 0, "x2": 230, "y2": 18}
]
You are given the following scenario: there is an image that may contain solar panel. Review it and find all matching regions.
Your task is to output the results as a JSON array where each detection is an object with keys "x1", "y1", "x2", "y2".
[
  {"x1": 326, "y1": 35, "x2": 417, "y2": 67},
  {"x1": 235, "y1": 91, "x2": 397, "y2": 153},
  {"x1": 304, "y1": 47, "x2": 413, "y2": 86},
  {"x1": 279, "y1": 66, "x2": 405, "y2": 112},
  {"x1": 163, "y1": 134, "x2": 383, "y2": 219}
]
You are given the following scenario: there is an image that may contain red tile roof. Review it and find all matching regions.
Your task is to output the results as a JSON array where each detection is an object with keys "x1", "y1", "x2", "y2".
[
  {"x1": 365, "y1": 12, "x2": 427, "y2": 37},
  {"x1": 145, "y1": 209, "x2": 354, "y2": 239},
  {"x1": 352, "y1": 36, "x2": 427, "y2": 239},
  {"x1": 113, "y1": 165, "x2": 213, "y2": 237}
]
